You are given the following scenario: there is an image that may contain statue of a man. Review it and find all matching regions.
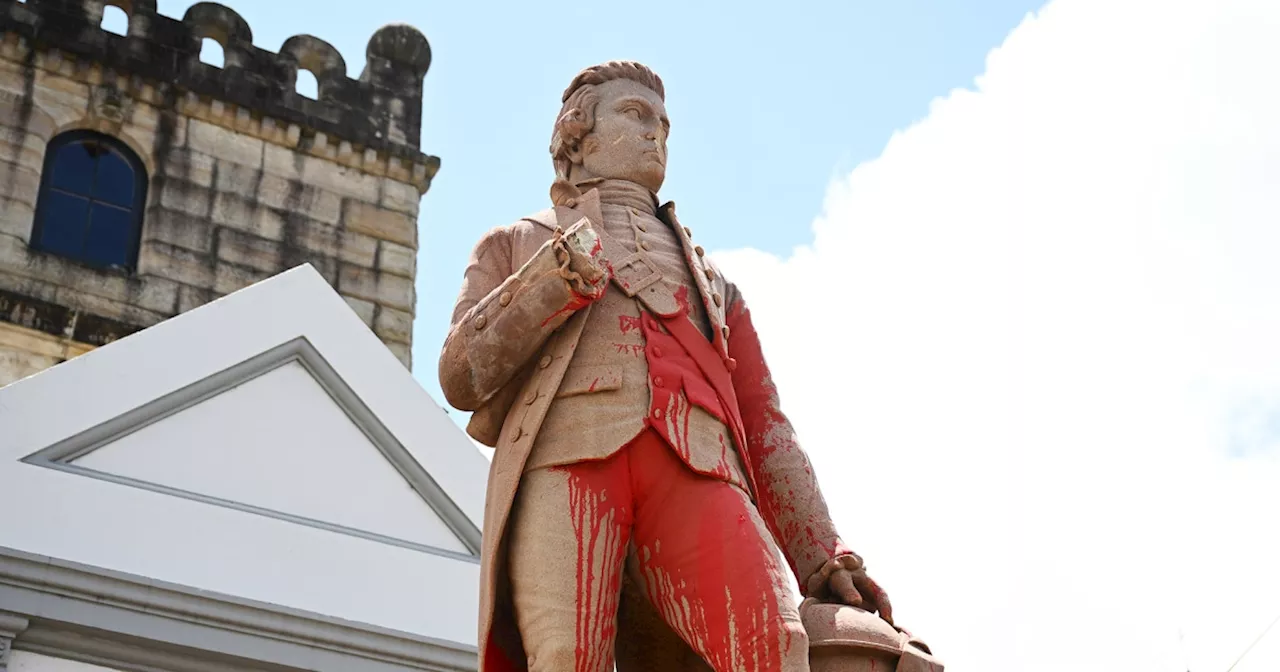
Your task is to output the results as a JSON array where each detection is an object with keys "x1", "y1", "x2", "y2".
[{"x1": 440, "y1": 61, "x2": 892, "y2": 672}]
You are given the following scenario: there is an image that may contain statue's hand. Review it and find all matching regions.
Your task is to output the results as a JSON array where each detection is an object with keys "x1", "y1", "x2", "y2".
[
  {"x1": 806, "y1": 553, "x2": 894, "y2": 625},
  {"x1": 555, "y1": 217, "x2": 610, "y2": 296}
]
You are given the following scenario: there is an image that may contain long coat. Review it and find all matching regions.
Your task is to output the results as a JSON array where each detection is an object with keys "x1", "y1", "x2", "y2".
[{"x1": 438, "y1": 188, "x2": 854, "y2": 671}]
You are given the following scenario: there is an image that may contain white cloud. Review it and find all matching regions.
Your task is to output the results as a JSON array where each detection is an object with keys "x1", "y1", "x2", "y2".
[{"x1": 710, "y1": 0, "x2": 1280, "y2": 669}]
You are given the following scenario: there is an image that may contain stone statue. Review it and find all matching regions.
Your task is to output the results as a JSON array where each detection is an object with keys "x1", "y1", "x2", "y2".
[{"x1": 439, "y1": 61, "x2": 938, "y2": 672}]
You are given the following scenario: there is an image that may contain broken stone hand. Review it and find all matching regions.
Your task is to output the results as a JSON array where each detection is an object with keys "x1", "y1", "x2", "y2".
[{"x1": 554, "y1": 217, "x2": 611, "y2": 298}]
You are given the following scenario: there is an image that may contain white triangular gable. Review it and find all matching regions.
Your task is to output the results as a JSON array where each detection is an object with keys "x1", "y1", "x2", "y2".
[
  {"x1": 36, "y1": 355, "x2": 469, "y2": 555},
  {"x1": 0, "y1": 265, "x2": 489, "y2": 648}
]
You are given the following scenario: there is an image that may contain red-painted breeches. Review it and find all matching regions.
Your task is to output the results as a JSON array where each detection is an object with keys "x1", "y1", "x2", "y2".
[{"x1": 508, "y1": 428, "x2": 808, "y2": 672}]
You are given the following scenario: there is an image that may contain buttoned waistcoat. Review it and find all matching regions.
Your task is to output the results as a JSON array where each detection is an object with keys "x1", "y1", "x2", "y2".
[
  {"x1": 523, "y1": 200, "x2": 749, "y2": 491},
  {"x1": 439, "y1": 188, "x2": 856, "y2": 672}
]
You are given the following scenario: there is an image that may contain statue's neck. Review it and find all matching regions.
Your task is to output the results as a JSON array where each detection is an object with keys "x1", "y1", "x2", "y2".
[{"x1": 574, "y1": 177, "x2": 658, "y2": 217}]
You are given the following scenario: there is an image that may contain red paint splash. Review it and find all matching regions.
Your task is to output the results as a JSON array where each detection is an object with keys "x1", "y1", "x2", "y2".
[
  {"x1": 629, "y1": 430, "x2": 795, "y2": 670},
  {"x1": 618, "y1": 315, "x2": 642, "y2": 334},
  {"x1": 725, "y1": 296, "x2": 849, "y2": 591},
  {"x1": 541, "y1": 292, "x2": 595, "y2": 327},
  {"x1": 673, "y1": 284, "x2": 690, "y2": 308}
]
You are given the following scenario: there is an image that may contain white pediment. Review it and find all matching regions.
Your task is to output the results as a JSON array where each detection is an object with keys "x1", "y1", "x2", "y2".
[
  {"x1": 42, "y1": 357, "x2": 469, "y2": 555},
  {"x1": 0, "y1": 265, "x2": 489, "y2": 648}
]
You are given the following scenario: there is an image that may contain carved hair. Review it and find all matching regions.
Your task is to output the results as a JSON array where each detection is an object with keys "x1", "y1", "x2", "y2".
[{"x1": 549, "y1": 61, "x2": 666, "y2": 188}]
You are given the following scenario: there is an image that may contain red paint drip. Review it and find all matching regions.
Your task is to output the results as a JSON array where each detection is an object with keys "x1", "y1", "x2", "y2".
[{"x1": 560, "y1": 467, "x2": 628, "y2": 672}]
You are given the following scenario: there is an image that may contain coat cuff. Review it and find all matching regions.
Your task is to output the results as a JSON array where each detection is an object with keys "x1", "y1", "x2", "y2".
[{"x1": 439, "y1": 222, "x2": 607, "y2": 410}]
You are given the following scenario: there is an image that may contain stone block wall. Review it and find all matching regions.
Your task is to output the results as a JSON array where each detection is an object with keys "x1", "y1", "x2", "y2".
[{"x1": 0, "y1": 1, "x2": 440, "y2": 386}]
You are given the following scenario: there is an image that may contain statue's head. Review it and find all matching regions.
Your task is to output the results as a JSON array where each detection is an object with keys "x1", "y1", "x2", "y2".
[{"x1": 551, "y1": 61, "x2": 669, "y2": 195}]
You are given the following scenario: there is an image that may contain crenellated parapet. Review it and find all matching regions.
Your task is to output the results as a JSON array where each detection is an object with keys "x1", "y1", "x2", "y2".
[
  {"x1": 0, "y1": 0, "x2": 434, "y2": 159},
  {"x1": 0, "y1": 0, "x2": 439, "y2": 382}
]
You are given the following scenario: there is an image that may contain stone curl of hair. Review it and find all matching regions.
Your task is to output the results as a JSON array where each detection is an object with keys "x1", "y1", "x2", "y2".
[{"x1": 549, "y1": 61, "x2": 666, "y2": 186}]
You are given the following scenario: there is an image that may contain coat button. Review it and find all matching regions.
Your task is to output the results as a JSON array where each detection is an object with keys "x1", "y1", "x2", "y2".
[
  {"x1": 704, "y1": 268, "x2": 714, "y2": 280},
  {"x1": 695, "y1": 246, "x2": 705, "y2": 257},
  {"x1": 726, "y1": 358, "x2": 737, "y2": 372},
  {"x1": 652, "y1": 408, "x2": 664, "y2": 420},
  {"x1": 683, "y1": 226, "x2": 692, "y2": 237},
  {"x1": 712, "y1": 293, "x2": 722, "y2": 307},
  {"x1": 646, "y1": 317, "x2": 660, "y2": 331},
  {"x1": 474, "y1": 314, "x2": 488, "y2": 330},
  {"x1": 650, "y1": 345, "x2": 663, "y2": 358},
  {"x1": 524, "y1": 390, "x2": 538, "y2": 405},
  {"x1": 639, "y1": 240, "x2": 651, "y2": 251},
  {"x1": 499, "y1": 292, "x2": 512, "y2": 306},
  {"x1": 539, "y1": 355, "x2": 552, "y2": 369},
  {"x1": 653, "y1": 376, "x2": 665, "y2": 388},
  {"x1": 722, "y1": 325, "x2": 730, "y2": 340}
]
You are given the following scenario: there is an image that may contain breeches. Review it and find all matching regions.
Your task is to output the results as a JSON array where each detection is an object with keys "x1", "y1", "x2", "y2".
[{"x1": 507, "y1": 428, "x2": 808, "y2": 672}]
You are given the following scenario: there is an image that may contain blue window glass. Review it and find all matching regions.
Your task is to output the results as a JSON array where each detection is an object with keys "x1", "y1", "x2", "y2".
[
  {"x1": 36, "y1": 193, "x2": 90, "y2": 258},
  {"x1": 85, "y1": 204, "x2": 134, "y2": 268},
  {"x1": 92, "y1": 149, "x2": 136, "y2": 207},
  {"x1": 31, "y1": 131, "x2": 147, "y2": 271}
]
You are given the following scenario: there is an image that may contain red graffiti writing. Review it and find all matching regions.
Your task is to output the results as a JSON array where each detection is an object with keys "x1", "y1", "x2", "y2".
[{"x1": 612, "y1": 342, "x2": 645, "y2": 357}]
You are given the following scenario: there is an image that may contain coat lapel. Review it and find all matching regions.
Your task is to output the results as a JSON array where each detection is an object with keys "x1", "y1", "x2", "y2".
[{"x1": 661, "y1": 202, "x2": 730, "y2": 359}]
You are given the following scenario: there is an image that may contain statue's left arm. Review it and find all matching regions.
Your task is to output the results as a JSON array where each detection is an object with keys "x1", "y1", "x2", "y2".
[{"x1": 723, "y1": 282, "x2": 894, "y2": 624}]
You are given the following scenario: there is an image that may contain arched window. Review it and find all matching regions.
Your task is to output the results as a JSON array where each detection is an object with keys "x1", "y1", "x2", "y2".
[{"x1": 31, "y1": 131, "x2": 148, "y2": 271}]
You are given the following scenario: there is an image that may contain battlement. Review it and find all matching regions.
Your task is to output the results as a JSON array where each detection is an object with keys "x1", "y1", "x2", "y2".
[{"x1": 0, "y1": 0, "x2": 434, "y2": 160}]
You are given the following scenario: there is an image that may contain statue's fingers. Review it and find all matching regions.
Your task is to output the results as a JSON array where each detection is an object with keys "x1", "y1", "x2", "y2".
[
  {"x1": 877, "y1": 593, "x2": 894, "y2": 626},
  {"x1": 854, "y1": 573, "x2": 894, "y2": 625},
  {"x1": 830, "y1": 569, "x2": 864, "y2": 607},
  {"x1": 838, "y1": 553, "x2": 865, "y2": 573}
]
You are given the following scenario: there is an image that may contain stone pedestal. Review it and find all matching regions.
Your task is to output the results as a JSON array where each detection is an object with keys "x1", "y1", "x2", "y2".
[{"x1": 801, "y1": 599, "x2": 945, "y2": 672}]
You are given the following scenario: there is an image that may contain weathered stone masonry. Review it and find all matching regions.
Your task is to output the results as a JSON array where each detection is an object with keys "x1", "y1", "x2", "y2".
[{"x1": 0, "y1": 0, "x2": 439, "y2": 385}]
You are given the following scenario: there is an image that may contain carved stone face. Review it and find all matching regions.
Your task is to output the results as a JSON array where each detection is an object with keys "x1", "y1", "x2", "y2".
[{"x1": 574, "y1": 78, "x2": 670, "y2": 193}]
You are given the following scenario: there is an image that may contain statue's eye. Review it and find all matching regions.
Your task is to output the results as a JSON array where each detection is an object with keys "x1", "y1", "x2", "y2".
[{"x1": 624, "y1": 106, "x2": 642, "y2": 120}]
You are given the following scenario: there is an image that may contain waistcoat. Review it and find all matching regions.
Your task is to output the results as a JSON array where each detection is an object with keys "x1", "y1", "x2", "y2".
[{"x1": 525, "y1": 182, "x2": 748, "y2": 491}]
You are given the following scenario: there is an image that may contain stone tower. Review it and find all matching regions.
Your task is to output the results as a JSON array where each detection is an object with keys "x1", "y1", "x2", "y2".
[{"x1": 0, "y1": 0, "x2": 438, "y2": 386}]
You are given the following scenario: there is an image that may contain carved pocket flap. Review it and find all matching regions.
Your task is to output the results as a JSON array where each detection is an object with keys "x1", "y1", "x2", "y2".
[{"x1": 555, "y1": 365, "x2": 623, "y2": 398}]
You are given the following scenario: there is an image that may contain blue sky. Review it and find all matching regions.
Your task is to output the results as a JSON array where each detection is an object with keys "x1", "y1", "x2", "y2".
[{"x1": 156, "y1": 0, "x2": 1042, "y2": 406}]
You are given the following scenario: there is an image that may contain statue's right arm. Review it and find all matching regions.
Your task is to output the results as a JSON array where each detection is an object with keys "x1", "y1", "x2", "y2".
[{"x1": 438, "y1": 219, "x2": 608, "y2": 412}]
